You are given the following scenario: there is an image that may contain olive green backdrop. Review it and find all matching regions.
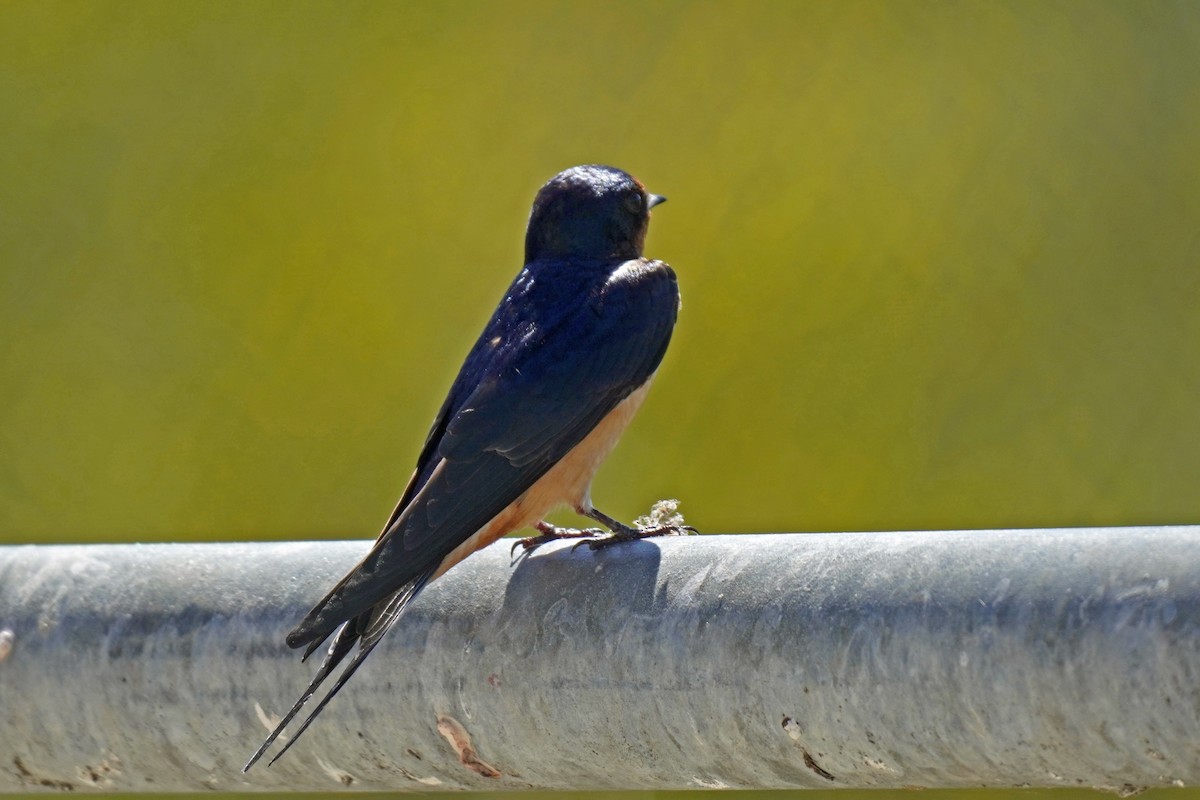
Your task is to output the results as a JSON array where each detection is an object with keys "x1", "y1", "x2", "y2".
[{"x1": 2, "y1": 1, "x2": 1197, "y2": 799}]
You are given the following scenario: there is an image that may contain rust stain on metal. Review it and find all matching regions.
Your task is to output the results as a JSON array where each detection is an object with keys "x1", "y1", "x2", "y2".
[
  {"x1": 781, "y1": 714, "x2": 834, "y2": 781},
  {"x1": 803, "y1": 750, "x2": 836, "y2": 781},
  {"x1": 435, "y1": 714, "x2": 501, "y2": 778},
  {"x1": 12, "y1": 756, "x2": 76, "y2": 791}
]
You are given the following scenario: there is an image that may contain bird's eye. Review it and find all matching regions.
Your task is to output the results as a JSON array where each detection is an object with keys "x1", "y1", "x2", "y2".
[{"x1": 624, "y1": 193, "x2": 645, "y2": 214}]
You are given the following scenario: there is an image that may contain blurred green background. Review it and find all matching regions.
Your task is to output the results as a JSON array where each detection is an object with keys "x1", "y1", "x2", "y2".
[{"x1": 2, "y1": 0, "x2": 1198, "y2": 798}]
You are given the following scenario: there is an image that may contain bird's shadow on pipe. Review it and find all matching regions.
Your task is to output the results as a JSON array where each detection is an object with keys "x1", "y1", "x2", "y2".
[{"x1": 497, "y1": 540, "x2": 665, "y2": 647}]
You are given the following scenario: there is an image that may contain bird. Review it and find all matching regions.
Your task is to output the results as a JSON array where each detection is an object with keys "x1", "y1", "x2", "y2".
[{"x1": 243, "y1": 164, "x2": 687, "y2": 770}]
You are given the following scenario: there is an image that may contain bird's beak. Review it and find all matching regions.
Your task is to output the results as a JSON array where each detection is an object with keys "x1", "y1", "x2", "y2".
[{"x1": 647, "y1": 193, "x2": 667, "y2": 209}]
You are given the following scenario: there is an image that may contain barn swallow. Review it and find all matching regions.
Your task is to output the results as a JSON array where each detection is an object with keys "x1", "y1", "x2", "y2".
[{"x1": 244, "y1": 165, "x2": 687, "y2": 770}]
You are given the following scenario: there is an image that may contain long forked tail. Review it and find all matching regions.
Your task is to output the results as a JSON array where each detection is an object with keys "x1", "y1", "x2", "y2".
[{"x1": 242, "y1": 570, "x2": 434, "y2": 771}]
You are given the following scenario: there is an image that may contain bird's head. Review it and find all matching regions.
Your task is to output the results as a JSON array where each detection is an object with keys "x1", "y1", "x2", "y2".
[{"x1": 525, "y1": 165, "x2": 666, "y2": 263}]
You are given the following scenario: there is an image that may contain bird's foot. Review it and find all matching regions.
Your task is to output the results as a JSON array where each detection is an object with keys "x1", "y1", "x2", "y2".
[
  {"x1": 572, "y1": 500, "x2": 697, "y2": 551},
  {"x1": 572, "y1": 522, "x2": 698, "y2": 551},
  {"x1": 511, "y1": 521, "x2": 605, "y2": 555},
  {"x1": 573, "y1": 501, "x2": 700, "y2": 551}
]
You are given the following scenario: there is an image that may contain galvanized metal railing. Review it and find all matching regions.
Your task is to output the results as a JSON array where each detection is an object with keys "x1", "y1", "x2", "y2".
[{"x1": 1, "y1": 528, "x2": 1198, "y2": 793}]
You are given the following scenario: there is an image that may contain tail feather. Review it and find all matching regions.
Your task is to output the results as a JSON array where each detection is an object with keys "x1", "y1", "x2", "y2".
[
  {"x1": 243, "y1": 569, "x2": 434, "y2": 771},
  {"x1": 242, "y1": 623, "x2": 357, "y2": 772},
  {"x1": 300, "y1": 633, "x2": 330, "y2": 663},
  {"x1": 264, "y1": 627, "x2": 389, "y2": 766}
]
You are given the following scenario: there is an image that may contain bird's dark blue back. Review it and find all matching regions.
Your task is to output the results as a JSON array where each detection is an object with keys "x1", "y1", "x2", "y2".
[{"x1": 412, "y1": 256, "x2": 671, "y2": 488}]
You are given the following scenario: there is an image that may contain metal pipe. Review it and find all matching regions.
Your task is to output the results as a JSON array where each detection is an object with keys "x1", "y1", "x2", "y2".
[{"x1": 1, "y1": 529, "x2": 1198, "y2": 793}]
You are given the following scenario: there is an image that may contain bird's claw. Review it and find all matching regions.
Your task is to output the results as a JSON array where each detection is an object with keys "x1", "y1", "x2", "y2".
[
  {"x1": 511, "y1": 523, "x2": 605, "y2": 556},
  {"x1": 570, "y1": 524, "x2": 698, "y2": 552}
]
